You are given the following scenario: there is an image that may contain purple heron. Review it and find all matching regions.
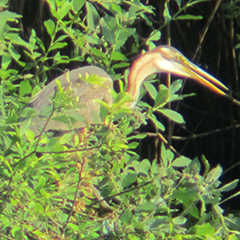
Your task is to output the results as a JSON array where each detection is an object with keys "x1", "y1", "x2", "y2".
[{"x1": 27, "y1": 45, "x2": 228, "y2": 135}]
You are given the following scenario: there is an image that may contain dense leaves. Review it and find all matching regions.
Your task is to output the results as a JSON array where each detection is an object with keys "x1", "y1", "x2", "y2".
[{"x1": 0, "y1": 0, "x2": 239, "y2": 239}]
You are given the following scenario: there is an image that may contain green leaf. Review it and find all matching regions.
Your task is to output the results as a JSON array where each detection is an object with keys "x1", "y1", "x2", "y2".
[
  {"x1": 6, "y1": 33, "x2": 37, "y2": 50},
  {"x1": 8, "y1": 44, "x2": 20, "y2": 61},
  {"x1": 205, "y1": 164, "x2": 222, "y2": 184},
  {"x1": 0, "y1": 215, "x2": 10, "y2": 226},
  {"x1": 169, "y1": 79, "x2": 183, "y2": 95},
  {"x1": 202, "y1": 155, "x2": 210, "y2": 177},
  {"x1": 147, "y1": 30, "x2": 161, "y2": 42},
  {"x1": 172, "y1": 216, "x2": 187, "y2": 225},
  {"x1": 111, "y1": 3, "x2": 122, "y2": 13},
  {"x1": 0, "y1": 0, "x2": 8, "y2": 7},
  {"x1": 117, "y1": 28, "x2": 135, "y2": 41},
  {"x1": 149, "y1": 114, "x2": 165, "y2": 131},
  {"x1": 120, "y1": 209, "x2": 133, "y2": 225},
  {"x1": 19, "y1": 80, "x2": 32, "y2": 97},
  {"x1": 163, "y1": 2, "x2": 171, "y2": 22},
  {"x1": 127, "y1": 133, "x2": 147, "y2": 140},
  {"x1": 144, "y1": 81, "x2": 157, "y2": 99},
  {"x1": 161, "y1": 143, "x2": 174, "y2": 166},
  {"x1": 159, "y1": 109, "x2": 185, "y2": 124},
  {"x1": 174, "y1": 0, "x2": 182, "y2": 7},
  {"x1": 0, "y1": 10, "x2": 22, "y2": 22},
  {"x1": 11, "y1": 226, "x2": 21, "y2": 237},
  {"x1": 132, "y1": 159, "x2": 151, "y2": 175},
  {"x1": 0, "y1": 155, "x2": 13, "y2": 173},
  {"x1": 172, "y1": 156, "x2": 191, "y2": 167},
  {"x1": 55, "y1": 35, "x2": 68, "y2": 43},
  {"x1": 189, "y1": 223, "x2": 215, "y2": 235},
  {"x1": 154, "y1": 86, "x2": 169, "y2": 107},
  {"x1": 91, "y1": 48, "x2": 107, "y2": 59},
  {"x1": 151, "y1": 159, "x2": 159, "y2": 175},
  {"x1": 128, "y1": 142, "x2": 139, "y2": 149},
  {"x1": 1, "y1": 53, "x2": 12, "y2": 70},
  {"x1": 72, "y1": 0, "x2": 86, "y2": 12},
  {"x1": 49, "y1": 42, "x2": 68, "y2": 51},
  {"x1": 115, "y1": 28, "x2": 135, "y2": 49},
  {"x1": 171, "y1": 188, "x2": 198, "y2": 202},
  {"x1": 101, "y1": 15, "x2": 116, "y2": 43},
  {"x1": 44, "y1": 19, "x2": 55, "y2": 36},
  {"x1": 188, "y1": 205, "x2": 200, "y2": 219},
  {"x1": 86, "y1": 2, "x2": 100, "y2": 29},
  {"x1": 112, "y1": 62, "x2": 130, "y2": 69},
  {"x1": 189, "y1": 157, "x2": 201, "y2": 175},
  {"x1": 121, "y1": 173, "x2": 137, "y2": 188},
  {"x1": 218, "y1": 179, "x2": 239, "y2": 192},
  {"x1": 24, "y1": 128, "x2": 35, "y2": 142},
  {"x1": 60, "y1": 133, "x2": 73, "y2": 145},
  {"x1": 67, "y1": 223, "x2": 79, "y2": 232},
  {"x1": 58, "y1": 2, "x2": 70, "y2": 18},
  {"x1": 149, "y1": 217, "x2": 167, "y2": 229},
  {"x1": 35, "y1": 202, "x2": 44, "y2": 213},
  {"x1": 137, "y1": 202, "x2": 156, "y2": 212},
  {"x1": 110, "y1": 51, "x2": 126, "y2": 61},
  {"x1": 176, "y1": 14, "x2": 203, "y2": 20}
]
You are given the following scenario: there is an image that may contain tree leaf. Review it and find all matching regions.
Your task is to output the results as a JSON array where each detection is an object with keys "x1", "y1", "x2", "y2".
[
  {"x1": 19, "y1": 80, "x2": 32, "y2": 97},
  {"x1": 172, "y1": 156, "x2": 191, "y2": 167},
  {"x1": 176, "y1": 14, "x2": 203, "y2": 20},
  {"x1": 218, "y1": 179, "x2": 239, "y2": 192},
  {"x1": 72, "y1": 0, "x2": 86, "y2": 12},
  {"x1": 169, "y1": 79, "x2": 183, "y2": 95},
  {"x1": 86, "y1": 2, "x2": 100, "y2": 29},
  {"x1": 44, "y1": 19, "x2": 55, "y2": 36},
  {"x1": 159, "y1": 109, "x2": 185, "y2": 124},
  {"x1": 154, "y1": 86, "x2": 169, "y2": 107},
  {"x1": 121, "y1": 173, "x2": 137, "y2": 188},
  {"x1": 144, "y1": 81, "x2": 157, "y2": 99}
]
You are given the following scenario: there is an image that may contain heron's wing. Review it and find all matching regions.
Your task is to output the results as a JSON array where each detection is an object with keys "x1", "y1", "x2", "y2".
[{"x1": 27, "y1": 66, "x2": 113, "y2": 135}]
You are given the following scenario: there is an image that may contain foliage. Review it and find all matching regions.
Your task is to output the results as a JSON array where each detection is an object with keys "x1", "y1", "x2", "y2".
[{"x1": 0, "y1": 0, "x2": 240, "y2": 239}]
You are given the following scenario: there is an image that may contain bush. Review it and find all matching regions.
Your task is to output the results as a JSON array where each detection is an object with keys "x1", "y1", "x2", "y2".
[{"x1": 0, "y1": 0, "x2": 239, "y2": 239}]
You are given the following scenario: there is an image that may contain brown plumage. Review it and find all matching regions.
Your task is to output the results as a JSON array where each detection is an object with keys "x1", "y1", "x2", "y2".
[{"x1": 27, "y1": 46, "x2": 228, "y2": 135}]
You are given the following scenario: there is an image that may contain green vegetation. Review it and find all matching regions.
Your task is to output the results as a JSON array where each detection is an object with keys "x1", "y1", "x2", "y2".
[{"x1": 0, "y1": 0, "x2": 240, "y2": 239}]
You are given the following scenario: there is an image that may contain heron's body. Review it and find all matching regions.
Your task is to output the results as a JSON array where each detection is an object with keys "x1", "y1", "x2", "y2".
[
  {"x1": 27, "y1": 46, "x2": 228, "y2": 135},
  {"x1": 28, "y1": 66, "x2": 113, "y2": 134}
]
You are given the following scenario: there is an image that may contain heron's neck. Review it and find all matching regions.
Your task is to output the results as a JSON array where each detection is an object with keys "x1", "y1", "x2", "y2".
[{"x1": 127, "y1": 53, "x2": 159, "y2": 107}]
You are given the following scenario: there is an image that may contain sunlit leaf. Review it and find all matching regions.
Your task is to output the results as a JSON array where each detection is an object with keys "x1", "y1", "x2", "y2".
[
  {"x1": 218, "y1": 179, "x2": 239, "y2": 192},
  {"x1": 154, "y1": 86, "x2": 169, "y2": 107},
  {"x1": 72, "y1": 0, "x2": 86, "y2": 12},
  {"x1": 176, "y1": 14, "x2": 203, "y2": 20},
  {"x1": 170, "y1": 79, "x2": 183, "y2": 95},
  {"x1": 189, "y1": 223, "x2": 215, "y2": 235},
  {"x1": 120, "y1": 209, "x2": 133, "y2": 225},
  {"x1": 159, "y1": 109, "x2": 185, "y2": 124},
  {"x1": 121, "y1": 173, "x2": 137, "y2": 188},
  {"x1": 19, "y1": 80, "x2": 32, "y2": 97},
  {"x1": 144, "y1": 81, "x2": 157, "y2": 100},
  {"x1": 86, "y1": 2, "x2": 100, "y2": 29},
  {"x1": 44, "y1": 19, "x2": 55, "y2": 36},
  {"x1": 205, "y1": 164, "x2": 222, "y2": 184},
  {"x1": 172, "y1": 156, "x2": 191, "y2": 167},
  {"x1": 149, "y1": 114, "x2": 165, "y2": 131}
]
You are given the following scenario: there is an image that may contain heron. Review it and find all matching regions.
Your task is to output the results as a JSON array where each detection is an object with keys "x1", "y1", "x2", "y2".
[{"x1": 26, "y1": 45, "x2": 228, "y2": 136}]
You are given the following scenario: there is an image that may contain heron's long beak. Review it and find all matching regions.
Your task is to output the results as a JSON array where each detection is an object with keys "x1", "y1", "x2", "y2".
[
  {"x1": 178, "y1": 57, "x2": 228, "y2": 95},
  {"x1": 154, "y1": 46, "x2": 228, "y2": 96}
]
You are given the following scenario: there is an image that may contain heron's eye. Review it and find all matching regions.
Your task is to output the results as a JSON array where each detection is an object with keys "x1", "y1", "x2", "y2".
[
  {"x1": 176, "y1": 54, "x2": 186, "y2": 64},
  {"x1": 175, "y1": 53, "x2": 180, "y2": 61}
]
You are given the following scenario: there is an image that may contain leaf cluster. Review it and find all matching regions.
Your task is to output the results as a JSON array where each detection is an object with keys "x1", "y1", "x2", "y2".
[{"x1": 0, "y1": 0, "x2": 239, "y2": 240}]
